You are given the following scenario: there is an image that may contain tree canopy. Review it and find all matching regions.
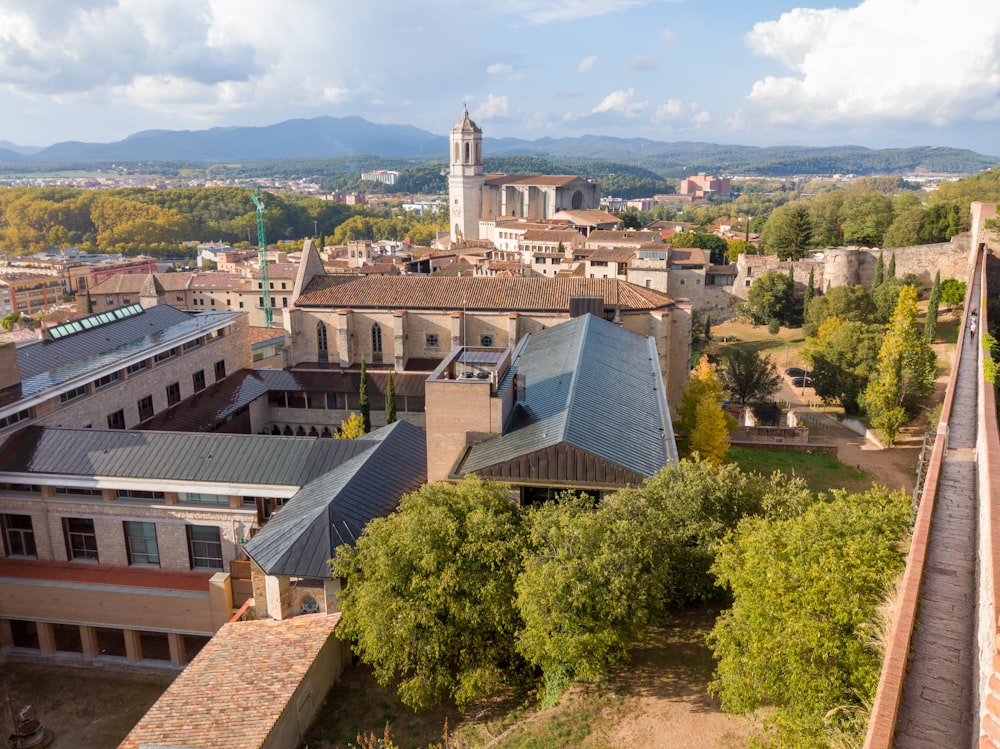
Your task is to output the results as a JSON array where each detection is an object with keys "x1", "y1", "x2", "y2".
[
  {"x1": 747, "y1": 271, "x2": 795, "y2": 326},
  {"x1": 678, "y1": 356, "x2": 733, "y2": 464},
  {"x1": 331, "y1": 478, "x2": 528, "y2": 711},
  {"x1": 804, "y1": 318, "x2": 883, "y2": 415},
  {"x1": 760, "y1": 203, "x2": 813, "y2": 259},
  {"x1": 710, "y1": 486, "x2": 913, "y2": 747},
  {"x1": 722, "y1": 348, "x2": 781, "y2": 405}
]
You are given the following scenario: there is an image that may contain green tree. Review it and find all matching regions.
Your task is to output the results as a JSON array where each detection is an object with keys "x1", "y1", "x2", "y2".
[
  {"x1": 722, "y1": 348, "x2": 781, "y2": 405},
  {"x1": 678, "y1": 356, "x2": 733, "y2": 464},
  {"x1": 0, "y1": 312, "x2": 21, "y2": 332},
  {"x1": 336, "y1": 412, "x2": 367, "y2": 439},
  {"x1": 887, "y1": 251, "x2": 896, "y2": 279},
  {"x1": 703, "y1": 313, "x2": 712, "y2": 341},
  {"x1": 862, "y1": 286, "x2": 937, "y2": 445},
  {"x1": 516, "y1": 493, "x2": 653, "y2": 685},
  {"x1": 804, "y1": 318, "x2": 883, "y2": 415},
  {"x1": 760, "y1": 204, "x2": 813, "y2": 260},
  {"x1": 331, "y1": 477, "x2": 528, "y2": 711},
  {"x1": 803, "y1": 266, "x2": 814, "y2": 319},
  {"x1": 925, "y1": 271, "x2": 941, "y2": 344},
  {"x1": 842, "y1": 190, "x2": 894, "y2": 247},
  {"x1": 803, "y1": 285, "x2": 877, "y2": 338},
  {"x1": 747, "y1": 271, "x2": 794, "y2": 326},
  {"x1": 616, "y1": 209, "x2": 643, "y2": 230},
  {"x1": 872, "y1": 276, "x2": 917, "y2": 324},
  {"x1": 359, "y1": 355, "x2": 371, "y2": 434},
  {"x1": 385, "y1": 370, "x2": 397, "y2": 424},
  {"x1": 883, "y1": 206, "x2": 925, "y2": 248},
  {"x1": 726, "y1": 238, "x2": 753, "y2": 263},
  {"x1": 940, "y1": 278, "x2": 966, "y2": 309},
  {"x1": 709, "y1": 487, "x2": 913, "y2": 747},
  {"x1": 873, "y1": 250, "x2": 884, "y2": 288}
]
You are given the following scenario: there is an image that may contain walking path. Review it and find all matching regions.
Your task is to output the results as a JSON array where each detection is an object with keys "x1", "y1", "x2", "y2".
[{"x1": 893, "y1": 277, "x2": 980, "y2": 748}]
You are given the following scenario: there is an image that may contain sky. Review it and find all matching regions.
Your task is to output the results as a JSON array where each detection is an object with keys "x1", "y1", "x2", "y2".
[{"x1": 1, "y1": 0, "x2": 1000, "y2": 155}]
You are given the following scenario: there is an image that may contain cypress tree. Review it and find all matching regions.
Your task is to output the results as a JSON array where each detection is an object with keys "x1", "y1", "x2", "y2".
[
  {"x1": 385, "y1": 370, "x2": 397, "y2": 424},
  {"x1": 925, "y1": 271, "x2": 941, "y2": 344},
  {"x1": 873, "y1": 252, "x2": 884, "y2": 288},
  {"x1": 359, "y1": 354, "x2": 371, "y2": 433},
  {"x1": 803, "y1": 267, "x2": 814, "y2": 318},
  {"x1": 704, "y1": 313, "x2": 712, "y2": 341},
  {"x1": 887, "y1": 252, "x2": 896, "y2": 280}
]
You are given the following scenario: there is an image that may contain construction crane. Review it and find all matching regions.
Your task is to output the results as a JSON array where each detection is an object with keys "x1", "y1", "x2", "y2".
[{"x1": 250, "y1": 189, "x2": 272, "y2": 327}]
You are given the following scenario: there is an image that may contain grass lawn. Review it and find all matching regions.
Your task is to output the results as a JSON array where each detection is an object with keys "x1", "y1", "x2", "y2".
[{"x1": 729, "y1": 446, "x2": 873, "y2": 495}]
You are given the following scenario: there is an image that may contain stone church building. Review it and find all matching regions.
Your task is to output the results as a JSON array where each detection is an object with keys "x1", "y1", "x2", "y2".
[{"x1": 448, "y1": 107, "x2": 601, "y2": 242}]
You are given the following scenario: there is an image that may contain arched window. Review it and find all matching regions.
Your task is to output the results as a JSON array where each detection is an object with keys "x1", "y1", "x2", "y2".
[
  {"x1": 476, "y1": 143, "x2": 481, "y2": 163},
  {"x1": 464, "y1": 142, "x2": 471, "y2": 164},
  {"x1": 371, "y1": 323, "x2": 383, "y2": 356},
  {"x1": 571, "y1": 190, "x2": 584, "y2": 210},
  {"x1": 453, "y1": 142, "x2": 459, "y2": 162},
  {"x1": 316, "y1": 322, "x2": 328, "y2": 363}
]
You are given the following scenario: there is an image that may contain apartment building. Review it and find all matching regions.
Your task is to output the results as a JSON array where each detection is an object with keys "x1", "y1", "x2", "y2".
[
  {"x1": 0, "y1": 420, "x2": 425, "y2": 670},
  {"x1": 0, "y1": 302, "x2": 250, "y2": 440}
]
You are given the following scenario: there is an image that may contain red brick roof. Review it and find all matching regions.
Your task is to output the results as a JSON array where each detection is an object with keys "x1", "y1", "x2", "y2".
[
  {"x1": 90, "y1": 272, "x2": 193, "y2": 294},
  {"x1": 120, "y1": 613, "x2": 341, "y2": 749},
  {"x1": 296, "y1": 276, "x2": 673, "y2": 312}
]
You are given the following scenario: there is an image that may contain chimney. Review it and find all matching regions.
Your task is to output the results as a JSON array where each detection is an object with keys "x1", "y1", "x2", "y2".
[{"x1": 0, "y1": 342, "x2": 21, "y2": 391}]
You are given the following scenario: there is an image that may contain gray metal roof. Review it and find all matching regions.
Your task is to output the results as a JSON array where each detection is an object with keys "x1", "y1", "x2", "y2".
[
  {"x1": 0, "y1": 426, "x2": 375, "y2": 487},
  {"x1": 15, "y1": 306, "x2": 241, "y2": 399},
  {"x1": 243, "y1": 420, "x2": 427, "y2": 579},
  {"x1": 459, "y1": 314, "x2": 677, "y2": 481}
]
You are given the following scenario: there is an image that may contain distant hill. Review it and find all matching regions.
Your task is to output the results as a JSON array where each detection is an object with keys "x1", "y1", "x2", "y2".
[{"x1": 0, "y1": 116, "x2": 997, "y2": 176}]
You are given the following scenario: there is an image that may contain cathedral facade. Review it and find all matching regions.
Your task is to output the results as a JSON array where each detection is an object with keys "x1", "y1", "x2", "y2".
[{"x1": 448, "y1": 107, "x2": 601, "y2": 242}]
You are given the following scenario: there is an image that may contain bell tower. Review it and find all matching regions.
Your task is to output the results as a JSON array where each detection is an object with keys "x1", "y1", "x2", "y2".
[{"x1": 448, "y1": 106, "x2": 484, "y2": 243}]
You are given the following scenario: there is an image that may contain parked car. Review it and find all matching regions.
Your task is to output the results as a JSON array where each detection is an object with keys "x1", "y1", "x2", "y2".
[
  {"x1": 791, "y1": 377, "x2": 814, "y2": 388},
  {"x1": 785, "y1": 367, "x2": 806, "y2": 378}
]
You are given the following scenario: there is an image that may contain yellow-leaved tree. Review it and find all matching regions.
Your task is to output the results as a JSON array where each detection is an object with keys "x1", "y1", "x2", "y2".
[{"x1": 678, "y1": 355, "x2": 735, "y2": 464}]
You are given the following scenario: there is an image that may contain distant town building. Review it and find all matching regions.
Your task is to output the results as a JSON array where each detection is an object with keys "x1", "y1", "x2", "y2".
[
  {"x1": 360, "y1": 169, "x2": 400, "y2": 185},
  {"x1": 679, "y1": 173, "x2": 731, "y2": 200}
]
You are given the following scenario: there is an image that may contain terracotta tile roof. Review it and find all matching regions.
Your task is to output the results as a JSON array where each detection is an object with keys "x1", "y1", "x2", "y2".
[
  {"x1": 483, "y1": 174, "x2": 582, "y2": 187},
  {"x1": 668, "y1": 248, "x2": 710, "y2": 266},
  {"x1": 189, "y1": 272, "x2": 249, "y2": 290},
  {"x1": 252, "y1": 264, "x2": 298, "y2": 280},
  {"x1": 248, "y1": 326, "x2": 285, "y2": 345},
  {"x1": 522, "y1": 229, "x2": 580, "y2": 242},
  {"x1": 90, "y1": 272, "x2": 193, "y2": 294},
  {"x1": 553, "y1": 209, "x2": 620, "y2": 226},
  {"x1": 297, "y1": 276, "x2": 673, "y2": 311},
  {"x1": 587, "y1": 230, "x2": 662, "y2": 245},
  {"x1": 119, "y1": 613, "x2": 341, "y2": 749}
]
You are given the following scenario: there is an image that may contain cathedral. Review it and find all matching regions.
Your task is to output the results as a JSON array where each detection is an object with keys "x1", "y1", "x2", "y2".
[{"x1": 448, "y1": 107, "x2": 601, "y2": 242}]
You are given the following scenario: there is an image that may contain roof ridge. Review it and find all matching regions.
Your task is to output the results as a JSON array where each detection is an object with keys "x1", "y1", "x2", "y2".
[{"x1": 558, "y1": 314, "x2": 591, "y2": 443}]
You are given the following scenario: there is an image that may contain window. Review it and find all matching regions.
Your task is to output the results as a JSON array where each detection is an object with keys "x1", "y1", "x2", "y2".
[
  {"x1": 480, "y1": 335, "x2": 494, "y2": 347},
  {"x1": 183, "y1": 338, "x2": 203, "y2": 352},
  {"x1": 214, "y1": 360, "x2": 226, "y2": 381},
  {"x1": 282, "y1": 297, "x2": 288, "y2": 307},
  {"x1": 2, "y1": 514, "x2": 36, "y2": 557},
  {"x1": 259, "y1": 296, "x2": 264, "y2": 307},
  {"x1": 117, "y1": 489, "x2": 165, "y2": 501},
  {"x1": 137, "y1": 395, "x2": 154, "y2": 421},
  {"x1": 94, "y1": 371, "x2": 120, "y2": 389},
  {"x1": 745, "y1": 279, "x2": 752, "y2": 288},
  {"x1": 426, "y1": 333, "x2": 439, "y2": 348},
  {"x1": 184, "y1": 493, "x2": 227, "y2": 505},
  {"x1": 192, "y1": 370, "x2": 206, "y2": 392},
  {"x1": 63, "y1": 517, "x2": 98, "y2": 561},
  {"x1": 107, "y1": 409, "x2": 125, "y2": 429},
  {"x1": 645, "y1": 279, "x2": 652, "y2": 288},
  {"x1": 123, "y1": 521, "x2": 159, "y2": 566},
  {"x1": 154, "y1": 348, "x2": 177, "y2": 364},
  {"x1": 166, "y1": 382, "x2": 181, "y2": 406},
  {"x1": 126, "y1": 360, "x2": 148, "y2": 375},
  {"x1": 60, "y1": 384, "x2": 88, "y2": 403},
  {"x1": 187, "y1": 525, "x2": 223, "y2": 570}
]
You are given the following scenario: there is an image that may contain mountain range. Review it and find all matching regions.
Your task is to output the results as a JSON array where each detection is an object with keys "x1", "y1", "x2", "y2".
[{"x1": 0, "y1": 116, "x2": 997, "y2": 177}]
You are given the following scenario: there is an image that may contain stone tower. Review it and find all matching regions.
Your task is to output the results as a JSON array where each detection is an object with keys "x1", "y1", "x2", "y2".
[{"x1": 448, "y1": 106, "x2": 484, "y2": 243}]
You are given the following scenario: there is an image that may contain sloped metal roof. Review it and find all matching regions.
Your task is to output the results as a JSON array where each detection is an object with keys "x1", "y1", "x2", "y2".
[
  {"x1": 15, "y1": 306, "x2": 241, "y2": 399},
  {"x1": 243, "y1": 420, "x2": 427, "y2": 579},
  {"x1": 0, "y1": 426, "x2": 374, "y2": 487},
  {"x1": 458, "y1": 314, "x2": 677, "y2": 481}
]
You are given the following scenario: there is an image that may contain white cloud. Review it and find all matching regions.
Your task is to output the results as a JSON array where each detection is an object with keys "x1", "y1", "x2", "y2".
[
  {"x1": 740, "y1": 0, "x2": 1000, "y2": 128},
  {"x1": 487, "y1": 63, "x2": 514, "y2": 76},
  {"x1": 578, "y1": 55, "x2": 597, "y2": 73},
  {"x1": 629, "y1": 55, "x2": 659, "y2": 72},
  {"x1": 508, "y1": 0, "x2": 676, "y2": 25},
  {"x1": 473, "y1": 94, "x2": 510, "y2": 119},
  {"x1": 661, "y1": 27, "x2": 676, "y2": 44},
  {"x1": 592, "y1": 88, "x2": 647, "y2": 116},
  {"x1": 653, "y1": 99, "x2": 685, "y2": 121}
]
